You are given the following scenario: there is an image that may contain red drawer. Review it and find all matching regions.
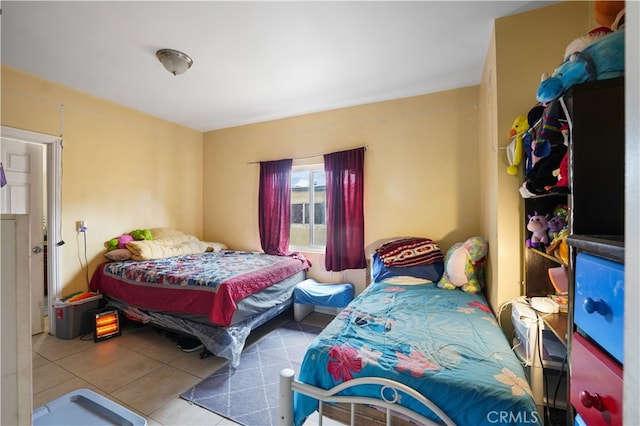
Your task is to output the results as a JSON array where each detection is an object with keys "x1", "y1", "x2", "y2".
[{"x1": 571, "y1": 333, "x2": 623, "y2": 425}]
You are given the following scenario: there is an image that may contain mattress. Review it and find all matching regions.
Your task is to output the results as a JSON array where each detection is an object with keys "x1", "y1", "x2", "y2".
[
  {"x1": 90, "y1": 250, "x2": 310, "y2": 327},
  {"x1": 294, "y1": 280, "x2": 540, "y2": 426}
]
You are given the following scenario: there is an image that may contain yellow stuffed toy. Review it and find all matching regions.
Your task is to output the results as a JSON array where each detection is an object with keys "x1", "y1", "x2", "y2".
[
  {"x1": 546, "y1": 228, "x2": 569, "y2": 265},
  {"x1": 506, "y1": 115, "x2": 529, "y2": 176}
]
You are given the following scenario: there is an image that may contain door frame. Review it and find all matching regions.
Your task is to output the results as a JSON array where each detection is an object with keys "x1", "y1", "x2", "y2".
[{"x1": 1, "y1": 126, "x2": 62, "y2": 335}]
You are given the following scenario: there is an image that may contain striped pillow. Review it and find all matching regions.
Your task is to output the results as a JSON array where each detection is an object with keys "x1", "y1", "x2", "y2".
[{"x1": 375, "y1": 238, "x2": 444, "y2": 267}]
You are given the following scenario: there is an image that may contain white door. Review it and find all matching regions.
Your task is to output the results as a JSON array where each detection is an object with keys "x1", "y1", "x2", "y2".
[{"x1": 1, "y1": 139, "x2": 46, "y2": 334}]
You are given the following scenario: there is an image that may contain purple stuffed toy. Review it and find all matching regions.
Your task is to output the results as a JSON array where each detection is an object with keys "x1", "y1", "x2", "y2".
[
  {"x1": 547, "y1": 215, "x2": 567, "y2": 240},
  {"x1": 526, "y1": 212, "x2": 550, "y2": 249}
]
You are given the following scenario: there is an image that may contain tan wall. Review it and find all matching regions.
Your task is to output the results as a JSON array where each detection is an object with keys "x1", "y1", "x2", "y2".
[
  {"x1": 0, "y1": 1, "x2": 594, "y2": 304},
  {"x1": 1, "y1": 66, "x2": 204, "y2": 296},
  {"x1": 479, "y1": 1, "x2": 592, "y2": 309},
  {"x1": 203, "y1": 87, "x2": 481, "y2": 293}
]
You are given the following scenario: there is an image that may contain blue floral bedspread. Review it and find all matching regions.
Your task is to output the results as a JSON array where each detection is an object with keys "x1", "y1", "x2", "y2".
[{"x1": 294, "y1": 281, "x2": 541, "y2": 426}]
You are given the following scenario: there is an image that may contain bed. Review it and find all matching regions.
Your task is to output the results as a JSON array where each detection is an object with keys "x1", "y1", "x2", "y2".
[
  {"x1": 279, "y1": 237, "x2": 540, "y2": 426},
  {"x1": 89, "y1": 229, "x2": 310, "y2": 366}
]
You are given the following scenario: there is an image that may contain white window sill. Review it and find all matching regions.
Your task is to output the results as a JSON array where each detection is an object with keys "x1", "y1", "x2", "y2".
[{"x1": 290, "y1": 246, "x2": 325, "y2": 254}]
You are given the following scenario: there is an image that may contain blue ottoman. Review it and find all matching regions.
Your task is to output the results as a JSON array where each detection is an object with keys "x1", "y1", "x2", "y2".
[{"x1": 293, "y1": 279, "x2": 354, "y2": 321}]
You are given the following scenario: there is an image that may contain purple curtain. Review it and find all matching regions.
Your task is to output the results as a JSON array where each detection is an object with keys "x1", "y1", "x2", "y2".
[
  {"x1": 258, "y1": 159, "x2": 293, "y2": 255},
  {"x1": 324, "y1": 147, "x2": 366, "y2": 271}
]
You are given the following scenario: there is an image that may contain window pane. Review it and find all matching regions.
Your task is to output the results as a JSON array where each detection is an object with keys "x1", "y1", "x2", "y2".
[
  {"x1": 314, "y1": 224, "x2": 327, "y2": 246},
  {"x1": 290, "y1": 224, "x2": 309, "y2": 246},
  {"x1": 303, "y1": 204, "x2": 310, "y2": 224},
  {"x1": 291, "y1": 204, "x2": 303, "y2": 224},
  {"x1": 292, "y1": 170, "x2": 310, "y2": 190},
  {"x1": 290, "y1": 166, "x2": 326, "y2": 248},
  {"x1": 314, "y1": 203, "x2": 325, "y2": 224}
]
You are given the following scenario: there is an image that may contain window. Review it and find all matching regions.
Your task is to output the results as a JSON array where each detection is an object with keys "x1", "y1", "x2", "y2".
[{"x1": 290, "y1": 164, "x2": 326, "y2": 249}]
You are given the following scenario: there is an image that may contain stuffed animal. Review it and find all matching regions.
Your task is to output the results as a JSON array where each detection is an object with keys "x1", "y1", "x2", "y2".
[
  {"x1": 130, "y1": 229, "x2": 153, "y2": 241},
  {"x1": 594, "y1": 0, "x2": 625, "y2": 30},
  {"x1": 526, "y1": 212, "x2": 550, "y2": 249},
  {"x1": 563, "y1": 26, "x2": 612, "y2": 61},
  {"x1": 117, "y1": 234, "x2": 133, "y2": 249},
  {"x1": 520, "y1": 142, "x2": 567, "y2": 197},
  {"x1": 437, "y1": 237, "x2": 488, "y2": 294},
  {"x1": 536, "y1": 28, "x2": 625, "y2": 103},
  {"x1": 105, "y1": 234, "x2": 134, "y2": 251},
  {"x1": 533, "y1": 101, "x2": 566, "y2": 162},
  {"x1": 546, "y1": 228, "x2": 569, "y2": 265},
  {"x1": 523, "y1": 105, "x2": 545, "y2": 174},
  {"x1": 553, "y1": 205, "x2": 568, "y2": 219},
  {"x1": 105, "y1": 228, "x2": 153, "y2": 251},
  {"x1": 537, "y1": 0, "x2": 625, "y2": 104},
  {"x1": 547, "y1": 215, "x2": 567, "y2": 240},
  {"x1": 105, "y1": 238, "x2": 119, "y2": 251},
  {"x1": 519, "y1": 101, "x2": 565, "y2": 195},
  {"x1": 506, "y1": 115, "x2": 529, "y2": 175},
  {"x1": 549, "y1": 151, "x2": 569, "y2": 193}
]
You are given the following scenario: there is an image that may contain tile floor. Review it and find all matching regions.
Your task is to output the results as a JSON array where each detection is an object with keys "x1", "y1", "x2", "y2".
[{"x1": 32, "y1": 310, "x2": 335, "y2": 426}]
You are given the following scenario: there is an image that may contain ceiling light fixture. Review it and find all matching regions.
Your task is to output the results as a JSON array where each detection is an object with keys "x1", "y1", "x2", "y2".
[{"x1": 156, "y1": 48, "x2": 193, "y2": 76}]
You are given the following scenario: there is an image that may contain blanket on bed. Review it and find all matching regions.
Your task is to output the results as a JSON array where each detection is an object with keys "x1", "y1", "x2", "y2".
[
  {"x1": 90, "y1": 250, "x2": 309, "y2": 327},
  {"x1": 294, "y1": 281, "x2": 540, "y2": 426}
]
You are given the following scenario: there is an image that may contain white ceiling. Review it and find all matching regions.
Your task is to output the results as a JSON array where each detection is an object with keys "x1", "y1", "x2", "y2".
[{"x1": 1, "y1": 1, "x2": 556, "y2": 132}]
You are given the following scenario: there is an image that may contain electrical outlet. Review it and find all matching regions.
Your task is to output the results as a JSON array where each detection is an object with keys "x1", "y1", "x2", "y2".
[{"x1": 76, "y1": 220, "x2": 87, "y2": 233}]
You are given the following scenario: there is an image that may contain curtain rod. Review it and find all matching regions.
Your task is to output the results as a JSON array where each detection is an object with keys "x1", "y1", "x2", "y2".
[{"x1": 247, "y1": 145, "x2": 367, "y2": 165}]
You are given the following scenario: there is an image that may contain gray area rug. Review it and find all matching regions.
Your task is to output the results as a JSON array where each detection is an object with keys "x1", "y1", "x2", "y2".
[{"x1": 180, "y1": 322, "x2": 322, "y2": 425}]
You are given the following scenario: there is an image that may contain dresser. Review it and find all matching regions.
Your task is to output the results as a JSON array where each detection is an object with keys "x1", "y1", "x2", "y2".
[{"x1": 565, "y1": 77, "x2": 625, "y2": 426}]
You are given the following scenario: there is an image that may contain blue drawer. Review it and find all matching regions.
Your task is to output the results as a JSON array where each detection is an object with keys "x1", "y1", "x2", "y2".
[{"x1": 574, "y1": 253, "x2": 624, "y2": 363}]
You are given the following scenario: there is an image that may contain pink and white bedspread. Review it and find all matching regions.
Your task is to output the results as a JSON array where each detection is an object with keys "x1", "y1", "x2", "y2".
[{"x1": 90, "y1": 250, "x2": 310, "y2": 327}]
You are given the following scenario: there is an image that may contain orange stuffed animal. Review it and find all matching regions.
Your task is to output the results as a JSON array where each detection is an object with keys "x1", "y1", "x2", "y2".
[{"x1": 594, "y1": 0, "x2": 625, "y2": 30}]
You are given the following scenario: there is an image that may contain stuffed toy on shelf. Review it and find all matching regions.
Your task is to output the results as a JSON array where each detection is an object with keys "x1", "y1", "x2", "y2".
[
  {"x1": 546, "y1": 228, "x2": 569, "y2": 265},
  {"x1": 547, "y1": 214, "x2": 567, "y2": 241},
  {"x1": 536, "y1": 1, "x2": 625, "y2": 103},
  {"x1": 526, "y1": 212, "x2": 550, "y2": 250},
  {"x1": 519, "y1": 100, "x2": 568, "y2": 198},
  {"x1": 594, "y1": 0, "x2": 625, "y2": 31}
]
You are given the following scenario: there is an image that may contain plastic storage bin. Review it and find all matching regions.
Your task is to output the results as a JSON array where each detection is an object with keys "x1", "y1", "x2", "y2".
[
  {"x1": 54, "y1": 293, "x2": 102, "y2": 339},
  {"x1": 33, "y1": 388, "x2": 146, "y2": 425}
]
